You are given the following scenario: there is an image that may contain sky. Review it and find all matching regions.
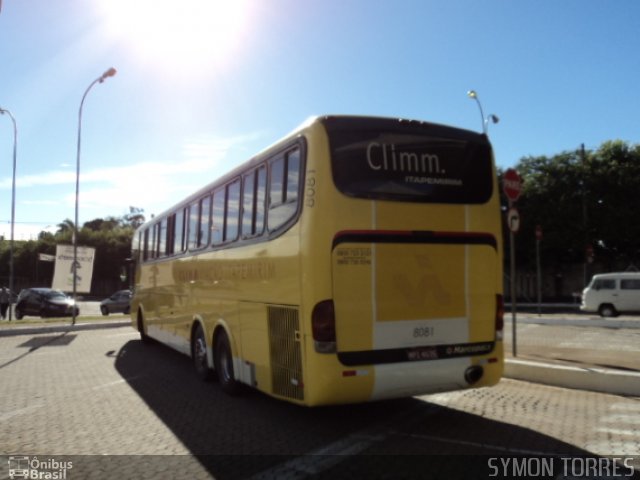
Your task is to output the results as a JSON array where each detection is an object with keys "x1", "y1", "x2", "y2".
[{"x1": 0, "y1": 0, "x2": 639, "y2": 239}]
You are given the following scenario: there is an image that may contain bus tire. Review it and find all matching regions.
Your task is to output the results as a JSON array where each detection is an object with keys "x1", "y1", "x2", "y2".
[
  {"x1": 192, "y1": 324, "x2": 213, "y2": 381},
  {"x1": 137, "y1": 310, "x2": 152, "y2": 344},
  {"x1": 214, "y1": 331, "x2": 240, "y2": 395}
]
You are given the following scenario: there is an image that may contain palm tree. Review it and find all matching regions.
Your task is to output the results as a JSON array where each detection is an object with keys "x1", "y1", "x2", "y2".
[{"x1": 56, "y1": 219, "x2": 75, "y2": 235}]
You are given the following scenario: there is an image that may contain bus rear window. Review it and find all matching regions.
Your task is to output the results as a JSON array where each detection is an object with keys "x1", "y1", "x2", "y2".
[{"x1": 326, "y1": 118, "x2": 493, "y2": 204}]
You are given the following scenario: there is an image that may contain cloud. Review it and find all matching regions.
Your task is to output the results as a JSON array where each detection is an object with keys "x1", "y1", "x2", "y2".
[
  {"x1": 4, "y1": 131, "x2": 266, "y2": 221},
  {"x1": 0, "y1": 131, "x2": 264, "y2": 191}
]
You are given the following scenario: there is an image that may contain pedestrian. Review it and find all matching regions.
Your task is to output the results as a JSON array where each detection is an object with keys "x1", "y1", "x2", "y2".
[{"x1": 0, "y1": 286, "x2": 9, "y2": 320}]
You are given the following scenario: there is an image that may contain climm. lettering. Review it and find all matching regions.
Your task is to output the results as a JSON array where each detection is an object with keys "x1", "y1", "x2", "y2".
[{"x1": 366, "y1": 142, "x2": 443, "y2": 174}]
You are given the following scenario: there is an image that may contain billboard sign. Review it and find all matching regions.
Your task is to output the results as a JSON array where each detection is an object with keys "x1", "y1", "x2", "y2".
[{"x1": 51, "y1": 244, "x2": 95, "y2": 293}]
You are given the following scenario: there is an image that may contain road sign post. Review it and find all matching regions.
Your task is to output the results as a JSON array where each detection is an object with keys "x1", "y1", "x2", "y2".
[
  {"x1": 503, "y1": 169, "x2": 522, "y2": 357},
  {"x1": 536, "y1": 225, "x2": 543, "y2": 316}
]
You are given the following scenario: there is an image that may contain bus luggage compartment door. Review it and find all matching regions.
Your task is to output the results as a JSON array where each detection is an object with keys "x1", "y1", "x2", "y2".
[{"x1": 331, "y1": 239, "x2": 498, "y2": 356}]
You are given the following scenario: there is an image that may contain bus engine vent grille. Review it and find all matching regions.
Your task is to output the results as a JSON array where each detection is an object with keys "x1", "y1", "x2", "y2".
[{"x1": 268, "y1": 306, "x2": 304, "y2": 401}]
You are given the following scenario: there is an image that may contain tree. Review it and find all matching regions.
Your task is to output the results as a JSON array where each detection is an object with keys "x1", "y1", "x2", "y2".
[
  {"x1": 3, "y1": 210, "x2": 142, "y2": 295},
  {"x1": 586, "y1": 141, "x2": 640, "y2": 266},
  {"x1": 512, "y1": 140, "x2": 640, "y2": 270},
  {"x1": 56, "y1": 219, "x2": 75, "y2": 235},
  {"x1": 122, "y1": 206, "x2": 145, "y2": 229},
  {"x1": 83, "y1": 217, "x2": 119, "y2": 231}
]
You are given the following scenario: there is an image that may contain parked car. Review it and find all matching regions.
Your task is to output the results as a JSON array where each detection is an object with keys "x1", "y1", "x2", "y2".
[
  {"x1": 15, "y1": 288, "x2": 79, "y2": 319},
  {"x1": 581, "y1": 272, "x2": 640, "y2": 317},
  {"x1": 100, "y1": 289, "x2": 131, "y2": 315}
]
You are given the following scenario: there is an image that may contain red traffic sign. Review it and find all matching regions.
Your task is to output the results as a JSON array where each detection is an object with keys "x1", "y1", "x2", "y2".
[
  {"x1": 586, "y1": 244, "x2": 594, "y2": 263},
  {"x1": 503, "y1": 168, "x2": 522, "y2": 202},
  {"x1": 535, "y1": 224, "x2": 543, "y2": 240}
]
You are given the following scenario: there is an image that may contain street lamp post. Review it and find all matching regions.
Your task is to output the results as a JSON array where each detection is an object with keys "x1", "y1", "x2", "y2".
[
  {"x1": 73, "y1": 67, "x2": 117, "y2": 325},
  {"x1": 467, "y1": 90, "x2": 499, "y2": 135},
  {"x1": 0, "y1": 107, "x2": 17, "y2": 321}
]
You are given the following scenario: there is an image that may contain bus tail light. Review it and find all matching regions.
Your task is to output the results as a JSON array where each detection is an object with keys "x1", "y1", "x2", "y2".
[
  {"x1": 495, "y1": 294, "x2": 504, "y2": 340},
  {"x1": 312, "y1": 300, "x2": 336, "y2": 353}
]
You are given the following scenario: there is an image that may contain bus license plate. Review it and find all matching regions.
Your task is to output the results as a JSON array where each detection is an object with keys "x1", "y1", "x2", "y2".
[{"x1": 407, "y1": 347, "x2": 439, "y2": 361}]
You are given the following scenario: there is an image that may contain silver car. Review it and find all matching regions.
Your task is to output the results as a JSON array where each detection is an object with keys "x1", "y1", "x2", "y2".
[{"x1": 100, "y1": 290, "x2": 131, "y2": 315}]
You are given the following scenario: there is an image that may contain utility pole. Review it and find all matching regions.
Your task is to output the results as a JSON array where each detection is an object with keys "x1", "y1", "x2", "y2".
[{"x1": 581, "y1": 143, "x2": 588, "y2": 287}]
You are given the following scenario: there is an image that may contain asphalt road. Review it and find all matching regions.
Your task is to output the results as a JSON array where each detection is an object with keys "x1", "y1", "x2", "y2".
[
  {"x1": 504, "y1": 313, "x2": 640, "y2": 372},
  {"x1": 3, "y1": 300, "x2": 123, "y2": 320}
]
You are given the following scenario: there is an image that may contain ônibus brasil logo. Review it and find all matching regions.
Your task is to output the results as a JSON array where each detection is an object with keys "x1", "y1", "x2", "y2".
[{"x1": 7, "y1": 456, "x2": 73, "y2": 479}]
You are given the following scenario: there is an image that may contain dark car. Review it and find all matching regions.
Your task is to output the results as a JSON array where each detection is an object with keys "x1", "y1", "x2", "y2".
[
  {"x1": 100, "y1": 289, "x2": 131, "y2": 315},
  {"x1": 15, "y1": 288, "x2": 79, "y2": 319}
]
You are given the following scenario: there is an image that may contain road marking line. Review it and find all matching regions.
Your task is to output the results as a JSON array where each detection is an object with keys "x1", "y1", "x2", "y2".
[
  {"x1": 249, "y1": 401, "x2": 439, "y2": 479},
  {"x1": 248, "y1": 433, "x2": 383, "y2": 479},
  {"x1": 595, "y1": 427, "x2": 637, "y2": 436},
  {"x1": 91, "y1": 375, "x2": 142, "y2": 390},
  {"x1": 106, "y1": 331, "x2": 139, "y2": 338},
  {"x1": 399, "y1": 432, "x2": 562, "y2": 456},
  {"x1": 599, "y1": 414, "x2": 640, "y2": 425}
]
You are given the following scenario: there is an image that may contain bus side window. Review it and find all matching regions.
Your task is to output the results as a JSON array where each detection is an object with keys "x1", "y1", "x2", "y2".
[
  {"x1": 158, "y1": 218, "x2": 167, "y2": 257},
  {"x1": 286, "y1": 149, "x2": 300, "y2": 202},
  {"x1": 269, "y1": 148, "x2": 301, "y2": 232},
  {"x1": 136, "y1": 230, "x2": 143, "y2": 263},
  {"x1": 199, "y1": 195, "x2": 212, "y2": 248},
  {"x1": 174, "y1": 208, "x2": 186, "y2": 254},
  {"x1": 151, "y1": 223, "x2": 158, "y2": 259},
  {"x1": 255, "y1": 166, "x2": 266, "y2": 234},
  {"x1": 188, "y1": 200, "x2": 199, "y2": 250},
  {"x1": 242, "y1": 165, "x2": 267, "y2": 239},
  {"x1": 225, "y1": 179, "x2": 241, "y2": 242},
  {"x1": 142, "y1": 229, "x2": 149, "y2": 261},
  {"x1": 166, "y1": 214, "x2": 175, "y2": 256},
  {"x1": 212, "y1": 188, "x2": 224, "y2": 245},
  {"x1": 270, "y1": 156, "x2": 284, "y2": 206},
  {"x1": 242, "y1": 170, "x2": 256, "y2": 238}
]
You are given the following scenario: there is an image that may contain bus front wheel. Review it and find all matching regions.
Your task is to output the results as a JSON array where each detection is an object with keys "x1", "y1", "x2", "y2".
[
  {"x1": 137, "y1": 310, "x2": 152, "y2": 344},
  {"x1": 214, "y1": 331, "x2": 240, "y2": 395}
]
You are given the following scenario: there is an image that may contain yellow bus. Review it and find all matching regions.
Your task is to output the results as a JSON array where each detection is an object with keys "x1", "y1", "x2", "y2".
[{"x1": 131, "y1": 115, "x2": 504, "y2": 406}]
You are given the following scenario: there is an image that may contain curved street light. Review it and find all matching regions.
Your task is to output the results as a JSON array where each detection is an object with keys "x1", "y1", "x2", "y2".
[
  {"x1": 0, "y1": 107, "x2": 17, "y2": 321},
  {"x1": 467, "y1": 90, "x2": 499, "y2": 135},
  {"x1": 73, "y1": 67, "x2": 117, "y2": 325}
]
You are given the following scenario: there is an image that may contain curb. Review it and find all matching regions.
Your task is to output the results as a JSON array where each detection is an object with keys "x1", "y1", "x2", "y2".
[
  {"x1": 505, "y1": 358, "x2": 640, "y2": 397},
  {"x1": 0, "y1": 320, "x2": 130, "y2": 337}
]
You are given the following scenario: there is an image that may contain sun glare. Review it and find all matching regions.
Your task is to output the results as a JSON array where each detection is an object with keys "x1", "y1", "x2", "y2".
[{"x1": 100, "y1": 0, "x2": 253, "y2": 74}]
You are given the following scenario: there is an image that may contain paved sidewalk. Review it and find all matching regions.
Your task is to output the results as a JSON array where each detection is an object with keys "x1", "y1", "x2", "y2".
[{"x1": 2, "y1": 326, "x2": 638, "y2": 478}]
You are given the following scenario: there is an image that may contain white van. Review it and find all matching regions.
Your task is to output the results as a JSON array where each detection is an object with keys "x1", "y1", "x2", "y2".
[{"x1": 581, "y1": 272, "x2": 640, "y2": 317}]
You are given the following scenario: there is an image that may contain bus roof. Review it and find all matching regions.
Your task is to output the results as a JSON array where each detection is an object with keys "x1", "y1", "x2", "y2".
[{"x1": 136, "y1": 115, "x2": 489, "y2": 231}]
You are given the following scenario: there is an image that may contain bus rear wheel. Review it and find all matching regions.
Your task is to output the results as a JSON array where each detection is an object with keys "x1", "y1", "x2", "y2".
[
  {"x1": 214, "y1": 331, "x2": 240, "y2": 395},
  {"x1": 192, "y1": 324, "x2": 213, "y2": 381}
]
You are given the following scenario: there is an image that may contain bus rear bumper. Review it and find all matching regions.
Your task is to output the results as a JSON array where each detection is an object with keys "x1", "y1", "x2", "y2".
[
  {"x1": 306, "y1": 351, "x2": 503, "y2": 406},
  {"x1": 370, "y1": 357, "x2": 471, "y2": 401}
]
